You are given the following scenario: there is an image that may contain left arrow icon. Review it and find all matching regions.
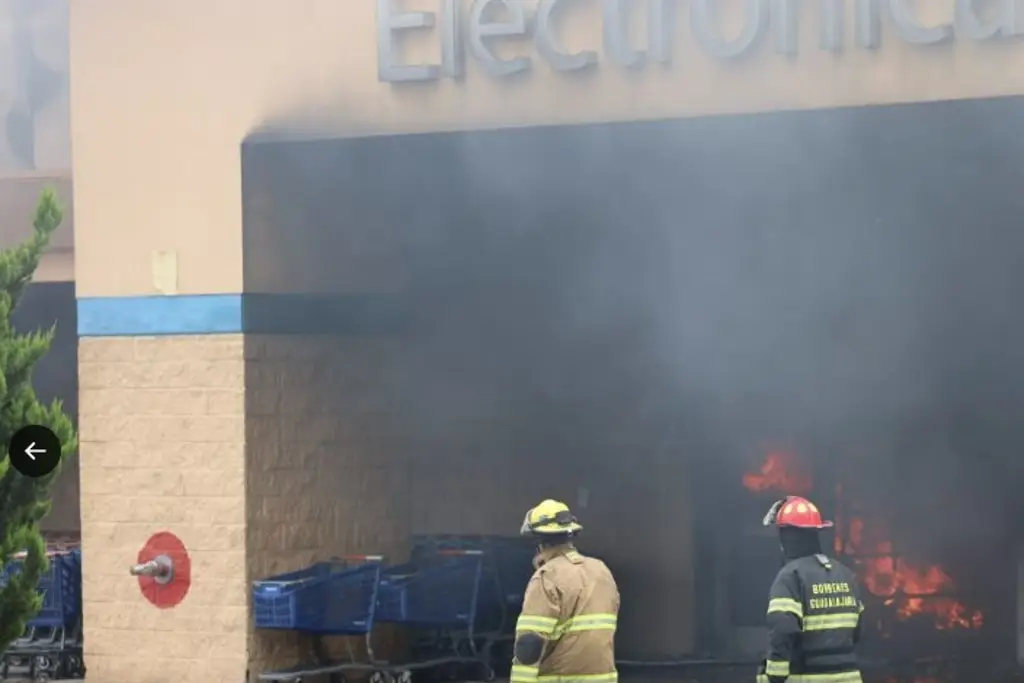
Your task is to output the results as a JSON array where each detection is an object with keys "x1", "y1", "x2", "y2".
[{"x1": 8, "y1": 426, "x2": 61, "y2": 478}]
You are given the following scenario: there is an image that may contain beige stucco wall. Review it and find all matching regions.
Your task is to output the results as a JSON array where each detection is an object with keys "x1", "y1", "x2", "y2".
[{"x1": 70, "y1": 0, "x2": 1024, "y2": 297}]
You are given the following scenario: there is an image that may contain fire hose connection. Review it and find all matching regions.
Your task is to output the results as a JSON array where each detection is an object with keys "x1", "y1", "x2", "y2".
[
  {"x1": 130, "y1": 554, "x2": 174, "y2": 585},
  {"x1": 135, "y1": 532, "x2": 191, "y2": 608}
]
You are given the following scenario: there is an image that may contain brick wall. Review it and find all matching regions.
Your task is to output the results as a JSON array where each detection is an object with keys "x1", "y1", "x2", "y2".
[
  {"x1": 78, "y1": 335, "x2": 248, "y2": 682},
  {"x1": 413, "y1": 431, "x2": 697, "y2": 657},
  {"x1": 408, "y1": 438, "x2": 550, "y2": 537},
  {"x1": 78, "y1": 332, "x2": 696, "y2": 679},
  {"x1": 245, "y1": 335, "x2": 412, "y2": 676}
]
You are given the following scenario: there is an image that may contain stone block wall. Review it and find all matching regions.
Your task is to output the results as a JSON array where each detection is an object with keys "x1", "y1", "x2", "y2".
[
  {"x1": 77, "y1": 331, "x2": 464, "y2": 681},
  {"x1": 408, "y1": 439, "x2": 549, "y2": 538},
  {"x1": 78, "y1": 335, "x2": 248, "y2": 682},
  {"x1": 76, "y1": 331, "x2": 690, "y2": 679},
  {"x1": 245, "y1": 335, "x2": 412, "y2": 675}
]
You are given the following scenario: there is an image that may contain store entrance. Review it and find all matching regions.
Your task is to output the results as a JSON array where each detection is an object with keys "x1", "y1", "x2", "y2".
[{"x1": 242, "y1": 96, "x2": 1024, "y2": 677}]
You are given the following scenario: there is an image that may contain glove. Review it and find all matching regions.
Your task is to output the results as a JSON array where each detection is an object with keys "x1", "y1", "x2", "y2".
[
  {"x1": 755, "y1": 660, "x2": 768, "y2": 683},
  {"x1": 757, "y1": 659, "x2": 788, "y2": 683}
]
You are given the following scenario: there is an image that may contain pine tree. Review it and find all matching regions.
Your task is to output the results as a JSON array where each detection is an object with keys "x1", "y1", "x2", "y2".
[{"x1": 0, "y1": 188, "x2": 77, "y2": 651}]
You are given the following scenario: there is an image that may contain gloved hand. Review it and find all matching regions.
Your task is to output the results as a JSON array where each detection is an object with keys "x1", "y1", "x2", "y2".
[
  {"x1": 755, "y1": 660, "x2": 768, "y2": 683},
  {"x1": 755, "y1": 659, "x2": 788, "y2": 683}
]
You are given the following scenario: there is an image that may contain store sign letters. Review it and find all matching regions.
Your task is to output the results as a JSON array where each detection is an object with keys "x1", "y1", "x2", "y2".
[{"x1": 377, "y1": 0, "x2": 1021, "y2": 82}]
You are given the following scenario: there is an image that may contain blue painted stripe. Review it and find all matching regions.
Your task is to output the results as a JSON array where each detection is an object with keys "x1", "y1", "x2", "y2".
[
  {"x1": 243, "y1": 294, "x2": 409, "y2": 335},
  {"x1": 77, "y1": 295, "x2": 244, "y2": 337},
  {"x1": 77, "y1": 293, "x2": 409, "y2": 337}
]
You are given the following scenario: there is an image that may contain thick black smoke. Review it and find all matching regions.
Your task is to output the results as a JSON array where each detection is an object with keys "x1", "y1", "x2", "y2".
[{"x1": 246, "y1": 95, "x2": 1024, "y2": 552}]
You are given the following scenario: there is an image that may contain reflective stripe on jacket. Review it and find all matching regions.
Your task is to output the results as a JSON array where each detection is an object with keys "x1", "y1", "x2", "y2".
[
  {"x1": 762, "y1": 554, "x2": 864, "y2": 683},
  {"x1": 511, "y1": 545, "x2": 619, "y2": 683},
  {"x1": 757, "y1": 672, "x2": 863, "y2": 683}
]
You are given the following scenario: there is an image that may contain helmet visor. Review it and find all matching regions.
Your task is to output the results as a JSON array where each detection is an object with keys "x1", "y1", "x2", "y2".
[
  {"x1": 763, "y1": 498, "x2": 788, "y2": 527},
  {"x1": 519, "y1": 509, "x2": 535, "y2": 536},
  {"x1": 521, "y1": 508, "x2": 581, "y2": 535}
]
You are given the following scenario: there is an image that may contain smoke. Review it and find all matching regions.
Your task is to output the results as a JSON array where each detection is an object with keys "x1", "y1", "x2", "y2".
[
  {"x1": 246, "y1": 95, "x2": 1024, "y2": 547},
  {"x1": 0, "y1": 0, "x2": 70, "y2": 171}
]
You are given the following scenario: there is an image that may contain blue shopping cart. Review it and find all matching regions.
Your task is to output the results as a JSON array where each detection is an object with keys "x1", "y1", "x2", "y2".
[
  {"x1": 376, "y1": 549, "x2": 484, "y2": 628},
  {"x1": 375, "y1": 549, "x2": 493, "y2": 683},
  {"x1": 254, "y1": 555, "x2": 387, "y2": 683},
  {"x1": 255, "y1": 550, "x2": 498, "y2": 683},
  {"x1": 0, "y1": 547, "x2": 86, "y2": 680},
  {"x1": 410, "y1": 535, "x2": 535, "y2": 623},
  {"x1": 1, "y1": 547, "x2": 82, "y2": 629},
  {"x1": 409, "y1": 536, "x2": 535, "y2": 677},
  {"x1": 254, "y1": 557, "x2": 383, "y2": 636}
]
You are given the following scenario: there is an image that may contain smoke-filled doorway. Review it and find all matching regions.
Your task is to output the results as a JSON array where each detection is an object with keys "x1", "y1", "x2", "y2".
[{"x1": 242, "y1": 95, "x2": 1024, "y2": 683}]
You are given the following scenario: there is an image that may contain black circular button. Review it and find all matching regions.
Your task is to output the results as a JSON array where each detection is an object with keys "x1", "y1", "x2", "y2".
[{"x1": 8, "y1": 425, "x2": 62, "y2": 478}]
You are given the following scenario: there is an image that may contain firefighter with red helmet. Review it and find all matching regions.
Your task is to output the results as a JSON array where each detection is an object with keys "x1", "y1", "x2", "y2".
[
  {"x1": 511, "y1": 500, "x2": 619, "y2": 683},
  {"x1": 758, "y1": 496, "x2": 865, "y2": 683}
]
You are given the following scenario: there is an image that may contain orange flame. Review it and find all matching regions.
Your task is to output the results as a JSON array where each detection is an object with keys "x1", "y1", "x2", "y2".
[
  {"x1": 840, "y1": 517, "x2": 983, "y2": 630},
  {"x1": 743, "y1": 451, "x2": 983, "y2": 631},
  {"x1": 742, "y1": 451, "x2": 813, "y2": 496}
]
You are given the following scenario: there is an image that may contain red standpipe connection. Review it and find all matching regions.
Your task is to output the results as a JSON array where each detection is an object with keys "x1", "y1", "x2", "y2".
[{"x1": 131, "y1": 531, "x2": 192, "y2": 609}]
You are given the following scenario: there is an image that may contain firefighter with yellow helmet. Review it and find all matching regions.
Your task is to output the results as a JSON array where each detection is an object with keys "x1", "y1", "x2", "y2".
[{"x1": 511, "y1": 499, "x2": 619, "y2": 683}]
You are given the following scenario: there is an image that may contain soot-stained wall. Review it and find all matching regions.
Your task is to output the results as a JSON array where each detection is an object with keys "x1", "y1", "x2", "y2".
[{"x1": 241, "y1": 95, "x2": 1024, "y2": 659}]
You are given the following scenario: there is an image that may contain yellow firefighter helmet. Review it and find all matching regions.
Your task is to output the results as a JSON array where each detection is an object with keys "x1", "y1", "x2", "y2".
[{"x1": 520, "y1": 499, "x2": 583, "y2": 537}]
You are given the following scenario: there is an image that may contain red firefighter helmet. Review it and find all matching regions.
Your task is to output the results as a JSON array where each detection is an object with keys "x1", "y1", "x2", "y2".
[{"x1": 762, "y1": 495, "x2": 833, "y2": 529}]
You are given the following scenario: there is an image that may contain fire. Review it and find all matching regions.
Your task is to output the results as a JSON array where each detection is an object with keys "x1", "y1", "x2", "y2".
[
  {"x1": 839, "y1": 517, "x2": 983, "y2": 630},
  {"x1": 741, "y1": 451, "x2": 813, "y2": 496},
  {"x1": 743, "y1": 451, "x2": 983, "y2": 632}
]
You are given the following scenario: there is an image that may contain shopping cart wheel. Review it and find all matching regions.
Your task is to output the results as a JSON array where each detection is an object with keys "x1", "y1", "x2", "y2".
[
  {"x1": 66, "y1": 654, "x2": 84, "y2": 677},
  {"x1": 369, "y1": 670, "x2": 395, "y2": 683},
  {"x1": 32, "y1": 655, "x2": 53, "y2": 681},
  {"x1": 396, "y1": 669, "x2": 412, "y2": 683}
]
